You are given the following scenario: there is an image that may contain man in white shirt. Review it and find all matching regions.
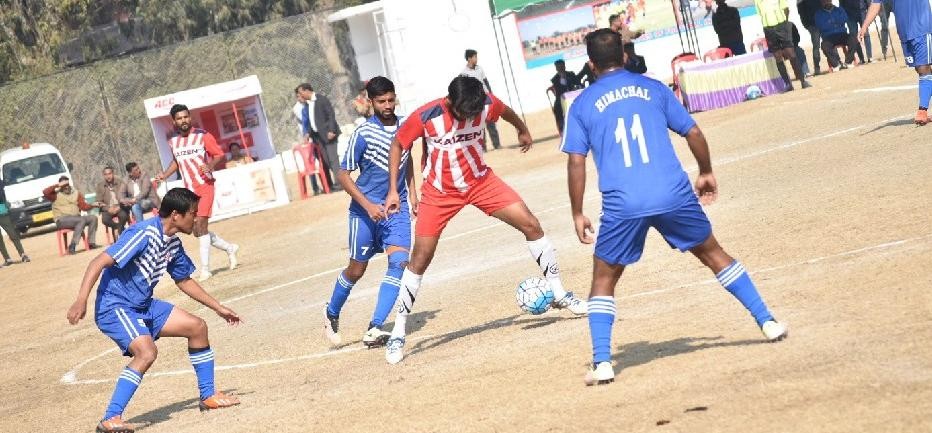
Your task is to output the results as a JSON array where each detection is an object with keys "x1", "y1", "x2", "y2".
[{"x1": 460, "y1": 49, "x2": 501, "y2": 151}]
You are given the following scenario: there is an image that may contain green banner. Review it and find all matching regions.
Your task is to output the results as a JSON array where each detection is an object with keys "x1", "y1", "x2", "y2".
[{"x1": 492, "y1": 0, "x2": 549, "y2": 15}]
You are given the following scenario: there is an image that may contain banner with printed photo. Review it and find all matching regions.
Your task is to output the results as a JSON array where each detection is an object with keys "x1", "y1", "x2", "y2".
[{"x1": 516, "y1": 0, "x2": 757, "y2": 69}]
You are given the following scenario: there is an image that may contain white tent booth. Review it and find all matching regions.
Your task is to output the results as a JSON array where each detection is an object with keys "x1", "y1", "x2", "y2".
[{"x1": 143, "y1": 75, "x2": 290, "y2": 221}]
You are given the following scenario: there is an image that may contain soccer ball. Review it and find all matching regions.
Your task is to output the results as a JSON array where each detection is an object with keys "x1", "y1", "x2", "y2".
[
  {"x1": 745, "y1": 85, "x2": 763, "y2": 100},
  {"x1": 515, "y1": 277, "x2": 554, "y2": 315}
]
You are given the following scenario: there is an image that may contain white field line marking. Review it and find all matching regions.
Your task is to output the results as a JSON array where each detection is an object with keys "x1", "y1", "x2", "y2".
[
  {"x1": 854, "y1": 85, "x2": 918, "y2": 93},
  {"x1": 622, "y1": 234, "x2": 931, "y2": 300},
  {"x1": 61, "y1": 334, "x2": 434, "y2": 385},
  {"x1": 61, "y1": 114, "x2": 909, "y2": 385}
]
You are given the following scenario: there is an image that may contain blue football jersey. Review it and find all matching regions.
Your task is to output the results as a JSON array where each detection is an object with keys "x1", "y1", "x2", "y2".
[
  {"x1": 95, "y1": 217, "x2": 195, "y2": 313},
  {"x1": 561, "y1": 69, "x2": 698, "y2": 219},
  {"x1": 341, "y1": 115, "x2": 410, "y2": 214},
  {"x1": 877, "y1": 0, "x2": 932, "y2": 42}
]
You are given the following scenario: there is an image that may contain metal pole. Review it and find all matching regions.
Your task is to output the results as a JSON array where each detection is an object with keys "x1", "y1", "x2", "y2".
[{"x1": 497, "y1": 13, "x2": 527, "y2": 124}]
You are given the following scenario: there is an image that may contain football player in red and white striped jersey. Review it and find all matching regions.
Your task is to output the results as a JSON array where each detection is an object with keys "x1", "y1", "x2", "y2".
[
  {"x1": 379, "y1": 76, "x2": 587, "y2": 364},
  {"x1": 156, "y1": 104, "x2": 239, "y2": 282}
]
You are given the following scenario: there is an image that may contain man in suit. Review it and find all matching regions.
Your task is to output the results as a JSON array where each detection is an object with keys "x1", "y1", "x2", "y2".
[
  {"x1": 120, "y1": 162, "x2": 161, "y2": 224},
  {"x1": 549, "y1": 59, "x2": 582, "y2": 135},
  {"x1": 294, "y1": 83, "x2": 342, "y2": 192}
]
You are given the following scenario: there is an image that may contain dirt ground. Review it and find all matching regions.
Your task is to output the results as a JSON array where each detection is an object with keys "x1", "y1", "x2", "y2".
[{"x1": 1, "y1": 59, "x2": 930, "y2": 433}]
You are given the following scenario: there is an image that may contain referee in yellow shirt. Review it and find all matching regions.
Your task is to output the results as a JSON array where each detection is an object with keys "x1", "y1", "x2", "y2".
[{"x1": 755, "y1": 0, "x2": 812, "y2": 90}]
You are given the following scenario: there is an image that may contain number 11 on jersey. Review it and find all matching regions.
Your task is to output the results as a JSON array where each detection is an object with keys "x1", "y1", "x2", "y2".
[{"x1": 615, "y1": 114, "x2": 648, "y2": 167}]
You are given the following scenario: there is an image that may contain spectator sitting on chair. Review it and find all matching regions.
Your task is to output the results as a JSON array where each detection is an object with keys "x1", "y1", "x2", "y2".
[
  {"x1": 549, "y1": 59, "x2": 583, "y2": 135},
  {"x1": 120, "y1": 162, "x2": 161, "y2": 224},
  {"x1": 96, "y1": 165, "x2": 129, "y2": 237},
  {"x1": 225, "y1": 143, "x2": 255, "y2": 169},
  {"x1": 815, "y1": 0, "x2": 858, "y2": 70},
  {"x1": 713, "y1": 0, "x2": 747, "y2": 55},
  {"x1": 0, "y1": 177, "x2": 29, "y2": 265},
  {"x1": 43, "y1": 176, "x2": 99, "y2": 254}
]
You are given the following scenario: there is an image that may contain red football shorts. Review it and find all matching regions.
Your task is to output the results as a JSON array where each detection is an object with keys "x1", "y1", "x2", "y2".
[
  {"x1": 193, "y1": 183, "x2": 215, "y2": 218},
  {"x1": 415, "y1": 171, "x2": 523, "y2": 237}
]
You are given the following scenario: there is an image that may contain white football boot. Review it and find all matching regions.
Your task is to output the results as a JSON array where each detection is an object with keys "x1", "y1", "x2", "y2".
[
  {"x1": 584, "y1": 362, "x2": 615, "y2": 386},
  {"x1": 385, "y1": 337, "x2": 405, "y2": 364},
  {"x1": 552, "y1": 292, "x2": 588, "y2": 316},
  {"x1": 761, "y1": 320, "x2": 788, "y2": 342},
  {"x1": 323, "y1": 304, "x2": 341, "y2": 346},
  {"x1": 227, "y1": 244, "x2": 239, "y2": 270},
  {"x1": 363, "y1": 327, "x2": 391, "y2": 348}
]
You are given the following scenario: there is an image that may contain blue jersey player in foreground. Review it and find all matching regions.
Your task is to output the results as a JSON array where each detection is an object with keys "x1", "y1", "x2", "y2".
[
  {"x1": 67, "y1": 188, "x2": 241, "y2": 433},
  {"x1": 860, "y1": 0, "x2": 932, "y2": 125},
  {"x1": 323, "y1": 76, "x2": 417, "y2": 348},
  {"x1": 562, "y1": 29, "x2": 788, "y2": 386}
]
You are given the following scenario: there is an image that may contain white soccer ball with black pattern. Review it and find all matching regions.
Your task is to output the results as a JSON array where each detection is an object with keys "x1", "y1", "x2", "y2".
[{"x1": 515, "y1": 277, "x2": 554, "y2": 315}]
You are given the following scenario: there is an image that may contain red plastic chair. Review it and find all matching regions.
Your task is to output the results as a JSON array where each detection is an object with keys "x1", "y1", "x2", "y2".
[
  {"x1": 293, "y1": 140, "x2": 331, "y2": 199},
  {"x1": 703, "y1": 47, "x2": 734, "y2": 62},
  {"x1": 671, "y1": 52, "x2": 699, "y2": 102},
  {"x1": 57, "y1": 227, "x2": 91, "y2": 256},
  {"x1": 749, "y1": 37, "x2": 768, "y2": 52}
]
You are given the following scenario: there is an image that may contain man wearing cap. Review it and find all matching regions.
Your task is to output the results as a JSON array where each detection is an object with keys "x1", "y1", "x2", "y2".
[{"x1": 43, "y1": 176, "x2": 100, "y2": 254}]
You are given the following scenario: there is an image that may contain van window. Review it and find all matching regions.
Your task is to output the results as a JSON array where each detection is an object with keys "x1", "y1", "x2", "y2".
[{"x1": 1, "y1": 153, "x2": 66, "y2": 185}]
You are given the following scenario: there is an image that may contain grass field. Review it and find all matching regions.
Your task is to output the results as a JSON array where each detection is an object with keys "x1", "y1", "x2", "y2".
[{"x1": 1, "y1": 57, "x2": 930, "y2": 433}]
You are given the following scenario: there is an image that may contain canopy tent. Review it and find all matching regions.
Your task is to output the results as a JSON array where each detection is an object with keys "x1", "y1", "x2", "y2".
[{"x1": 491, "y1": 0, "x2": 549, "y2": 16}]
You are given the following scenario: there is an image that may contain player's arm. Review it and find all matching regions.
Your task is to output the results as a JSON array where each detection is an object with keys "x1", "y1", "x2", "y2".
[
  {"x1": 405, "y1": 156, "x2": 418, "y2": 217},
  {"x1": 567, "y1": 153, "x2": 593, "y2": 244},
  {"x1": 175, "y1": 278, "x2": 241, "y2": 325},
  {"x1": 67, "y1": 252, "x2": 116, "y2": 324},
  {"x1": 338, "y1": 168, "x2": 385, "y2": 220},
  {"x1": 157, "y1": 160, "x2": 178, "y2": 183},
  {"x1": 684, "y1": 126, "x2": 718, "y2": 205},
  {"x1": 858, "y1": 2, "x2": 882, "y2": 41},
  {"x1": 499, "y1": 105, "x2": 533, "y2": 152},
  {"x1": 385, "y1": 137, "x2": 404, "y2": 214},
  {"x1": 203, "y1": 134, "x2": 225, "y2": 173}
]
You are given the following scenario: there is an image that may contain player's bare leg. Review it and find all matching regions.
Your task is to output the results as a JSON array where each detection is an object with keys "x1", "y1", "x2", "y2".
[
  {"x1": 159, "y1": 307, "x2": 240, "y2": 410},
  {"x1": 690, "y1": 234, "x2": 787, "y2": 341},
  {"x1": 385, "y1": 236, "x2": 438, "y2": 364},
  {"x1": 194, "y1": 217, "x2": 238, "y2": 282},
  {"x1": 585, "y1": 257, "x2": 625, "y2": 386},
  {"x1": 492, "y1": 201, "x2": 587, "y2": 314},
  {"x1": 914, "y1": 65, "x2": 931, "y2": 126}
]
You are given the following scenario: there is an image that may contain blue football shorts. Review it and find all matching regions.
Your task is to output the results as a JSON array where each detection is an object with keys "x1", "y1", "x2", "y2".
[
  {"x1": 594, "y1": 195, "x2": 713, "y2": 266},
  {"x1": 348, "y1": 205, "x2": 412, "y2": 262},
  {"x1": 903, "y1": 34, "x2": 932, "y2": 67},
  {"x1": 96, "y1": 299, "x2": 175, "y2": 356}
]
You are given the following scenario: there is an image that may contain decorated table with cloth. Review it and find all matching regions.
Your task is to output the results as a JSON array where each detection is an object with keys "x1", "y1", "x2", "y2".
[{"x1": 677, "y1": 50, "x2": 787, "y2": 113}]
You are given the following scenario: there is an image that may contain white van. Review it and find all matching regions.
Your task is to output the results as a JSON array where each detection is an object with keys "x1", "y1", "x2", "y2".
[{"x1": 0, "y1": 143, "x2": 72, "y2": 234}]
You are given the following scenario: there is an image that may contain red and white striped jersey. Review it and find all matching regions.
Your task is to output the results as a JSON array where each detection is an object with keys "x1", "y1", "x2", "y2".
[
  {"x1": 167, "y1": 128, "x2": 224, "y2": 190},
  {"x1": 396, "y1": 95, "x2": 505, "y2": 193}
]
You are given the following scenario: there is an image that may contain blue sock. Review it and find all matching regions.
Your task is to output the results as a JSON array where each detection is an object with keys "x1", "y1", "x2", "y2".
[
  {"x1": 188, "y1": 347, "x2": 215, "y2": 400},
  {"x1": 717, "y1": 261, "x2": 773, "y2": 327},
  {"x1": 371, "y1": 251, "x2": 407, "y2": 328},
  {"x1": 588, "y1": 296, "x2": 616, "y2": 364},
  {"x1": 103, "y1": 367, "x2": 143, "y2": 420},
  {"x1": 919, "y1": 74, "x2": 932, "y2": 110},
  {"x1": 327, "y1": 272, "x2": 355, "y2": 317}
]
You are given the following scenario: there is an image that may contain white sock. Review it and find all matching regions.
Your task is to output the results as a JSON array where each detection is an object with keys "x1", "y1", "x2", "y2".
[
  {"x1": 198, "y1": 234, "x2": 211, "y2": 273},
  {"x1": 208, "y1": 231, "x2": 232, "y2": 251},
  {"x1": 527, "y1": 236, "x2": 568, "y2": 299},
  {"x1": 390, "y1": 269, "x2": 422, "y2": 339}
]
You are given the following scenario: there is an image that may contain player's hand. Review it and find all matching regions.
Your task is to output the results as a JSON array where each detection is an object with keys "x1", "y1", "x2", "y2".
[
  {"x1": 518, "y1": 130, "x2": 533, "y2": 153},
  {"x1": 409, "y1": 194, "x2": 419, "y2": 218},
  {"x1": 327, "y1": 132, "x2": 337, "y2": 141},
  {"x1": 365, "y1": 202, "x2": 385, "y2": 221},
  {"x1": 198, "y1": 164, "x2": 212, "y2": 175},
  {"x1": 573, "y1": 214, "x2": 594, "y2": 244},
  {"x1": 67, "y1": 300, "x2": 87, "y2": 325},
  {"x1": 694, "y1": 172, "x2": 718, "y2": 205},
  {"x1": 215, "y1": 305, "x2": 242, "y2": 326},
  {"x1": 857, "y1": 27, "x2": 865, "y2": 43},
  {"x1": 154, "y1": 172, "x2": 164, "y2": 183},
  {"x1": 58, "y1": 180, "x2": 69, "y2": 188},
  {"x1": 385, "y1": 191, "x2": 401, "y2": 215}
]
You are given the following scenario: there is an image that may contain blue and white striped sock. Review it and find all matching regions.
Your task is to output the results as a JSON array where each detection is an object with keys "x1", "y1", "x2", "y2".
[
  {"x1": 717, "y1": 261, "x2": 773, "y2": 327},
  {"x1": 588, "y1": 296, "x2": 616, "y2": 364},
  {"x1": 188, "y1": 347, "x2": 215, "y2": 400},
  {"x1": 327, "y1": 272, "x2": 355, "y2": 318},
  {"x1": 103, "y1": 367, "x2": 143, "y2": 420},
  {"x1": 918, "y1": 74, "x2": 932, "y2": 110},
  {"x1": 371, "y1": 266, "x2": 403, "y2": 328}
]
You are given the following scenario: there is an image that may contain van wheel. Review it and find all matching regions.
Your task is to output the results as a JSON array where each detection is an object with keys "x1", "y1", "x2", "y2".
[{"x1": 16, "y1": 226, "x2": 28, "y2": 235}]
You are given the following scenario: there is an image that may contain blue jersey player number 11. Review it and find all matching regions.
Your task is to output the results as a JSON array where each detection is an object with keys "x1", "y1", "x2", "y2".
[{"x1": 562, "y1": 29, "x2": 788, "y2": 386}]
